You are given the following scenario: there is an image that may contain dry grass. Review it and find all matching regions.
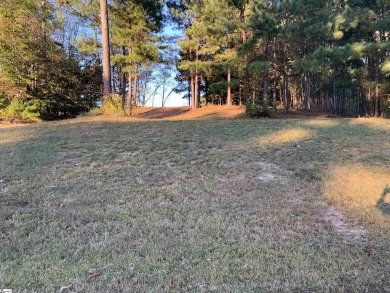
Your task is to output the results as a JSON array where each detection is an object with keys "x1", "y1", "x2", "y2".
[
  {"x1": 0, "y1": 114, "x2": 389, "y2": 292},
  {"x1": 76, "y1": 105, "x2": 246, "y2": 123},
  {"x1": 133, "y1": 105, "x2": 246, "y2": 120},
  {"x1": 324, "y1": 164, "x2": 390, "y2": 231}
]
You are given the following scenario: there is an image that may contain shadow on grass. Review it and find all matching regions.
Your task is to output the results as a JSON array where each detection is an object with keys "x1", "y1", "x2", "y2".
[
  {"x1": 376, "y1": 187, "x2": 390, "y2": 216},
  {"x1": 135, "y1": 107, "x2": 191, "y2": 119}
]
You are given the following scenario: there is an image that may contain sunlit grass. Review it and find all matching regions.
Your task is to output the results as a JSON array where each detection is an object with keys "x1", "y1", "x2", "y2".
[
  {"x1": 257, "y1": 128, "x2": 311, "y2": 149},
  {"x1": 324, "y1": 164, "x2": 390, "y2": 230},
  {"x1": 0, "y1": 129, "x2": 34, "y2": 145},
  {"x1": 302, "y1": 119, "x2": 339, "y2": 128},
  {"x1": 348, "y1": 118, "x2": 390, "y2": 131}
]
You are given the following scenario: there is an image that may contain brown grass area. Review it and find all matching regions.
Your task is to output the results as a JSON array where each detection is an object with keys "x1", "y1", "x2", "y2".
[
  {"x1": 72, "y1": 105, "x2": 246, "y2": 124},
  {"x1": 134, "y1": 105, "x2": 246, "y2": 120},
  {"x1": 324, "y1": 164, "x2": 390, "y2": 231},
  {"x1": 0, "y1": 121, "x2": 28, "y2": 128}
]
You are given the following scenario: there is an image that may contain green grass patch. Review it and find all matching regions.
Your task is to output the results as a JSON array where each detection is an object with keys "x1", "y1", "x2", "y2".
[{"x1": 0, "y1": 117, "x2": 389, "y2": 292}]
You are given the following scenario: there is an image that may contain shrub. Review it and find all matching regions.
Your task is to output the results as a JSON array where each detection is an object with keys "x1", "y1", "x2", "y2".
[
  {"x1": 246, "y1": 101, "x2": 273, "y2": 118},
  {"x1": 2, "y1": 99, "x2": 42, "y2": 122},
  {"x1": 78, "y1": 108, "x2": 102, "y2": 117},
  {"x1": 5, "y1": 99, "x2": 25, "y2": 119},
  {"x1": 100, "y1": 95, "x2": 126, "y2": 116},
  {"x1": 0, "y1": 93, "x2": 10, "y2": 110},
  {"x1": 21, "y1": 101, "x2": 42, "y2": 122}
]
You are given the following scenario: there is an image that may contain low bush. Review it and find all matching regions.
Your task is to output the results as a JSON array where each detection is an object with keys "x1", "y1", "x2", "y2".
[
  {"x1": 246, "y1": 101, "x2": 273, "y2": 117},
  {"x1": 100, "y1": 95, "x2": 127, "y2": 116}
]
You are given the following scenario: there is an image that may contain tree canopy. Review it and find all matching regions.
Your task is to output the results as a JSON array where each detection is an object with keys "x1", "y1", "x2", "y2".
[{"x1": 0, "y1": 0, "x2": 389, "y2": 120}]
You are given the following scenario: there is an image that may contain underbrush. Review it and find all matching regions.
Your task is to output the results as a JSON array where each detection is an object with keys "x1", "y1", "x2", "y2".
[
  {"x1": 100, "y1": 95, "x2": 127, "y2": 116},
  {"x1": 0, "y1": 99, "x2": 42, "y2": 122}
]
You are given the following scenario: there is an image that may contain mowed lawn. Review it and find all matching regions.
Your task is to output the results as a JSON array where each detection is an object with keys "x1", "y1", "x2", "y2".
[{"x1": 0, "y1": 115, "x2": 389, "y2": 292}]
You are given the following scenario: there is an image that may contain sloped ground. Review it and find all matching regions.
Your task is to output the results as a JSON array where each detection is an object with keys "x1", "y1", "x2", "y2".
[
  {"x1": 0, "y1": 115, "x2": 389, "y2": 292},
  {"x1": 133, "y1": 105, "x2": 246, "y2": 120}
]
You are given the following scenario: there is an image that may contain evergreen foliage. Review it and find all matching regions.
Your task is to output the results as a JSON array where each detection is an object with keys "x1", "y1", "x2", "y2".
[
  {"x1": 0, "y1": 0, "x2": 388, "y2": 119},
  {"x1": 175, "y1": 0, "x2": 389, "y2": 116},
  {"x1": 0, "y1": 0, "x2": 101, "y2": 121}
]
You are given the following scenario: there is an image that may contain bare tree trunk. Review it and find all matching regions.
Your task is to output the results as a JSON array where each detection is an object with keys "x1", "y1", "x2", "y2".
[
  {"x1": 239, "y1": 80, "x2": 243, "y2": 106},
  {"x1": 162, "y1": 83, "x2": 165, "y2": 107},
  {"x1": 198, "y1": 74, "x2": 201, "y2": 106},
  {"x1": 374, "y1": 76, "x2": 379, "y2": 117},
  {"x1": 128, "y1": 73, "x2": 132, "y2": 116},
  {"x1": 283, "y1": 75, "x2": 290, "y2": 113},
  {"x1": 303, "y1": 71, "x2": 310, "y2": 110},
  {"x1": 241, "y1": 29, "x2": 247, "y2": 43},
  {"x1": 132, "y1": 64, "x2": 138, "y2": 108},
  {"x1": 227, "y1": 69, "x2": 232, "y2": 105},
  {"x1": 120, "y1": 69, "x2": 126, "y2": 109},
  {"x1": 263, "y1": 70, "x2": 269, "y2": 104},
  {"x1": 283, "y1": 45, "x2": 290, "y2": 113},
  {"x1": 120, "y1": 47, "x2": 126, "y2": 109},
  {"x1": 188, "y1": 77, "x2": 191, "y2": 106},
  {"x1": 99, "y1": 0, "x2": 111, "y2": 96},
  {"x1": 194, "y1": 71, "x2": 199, "y2": 108},
  {"x1": 194, "y1": 50, "x2": 200, "y2": 108},
  {"x1": 190, "y1": 70, "x2": 195, "y2": 109},
  {"x1": 273, "y1": 70, "x2": 277, "y2": 108},
  {"x1": 238, "y1": 5, "x2": 247, "y2": 106}
]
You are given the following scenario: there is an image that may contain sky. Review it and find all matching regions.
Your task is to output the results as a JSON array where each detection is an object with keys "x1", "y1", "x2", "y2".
[
  {"x1": 144, "y1": 92, "x2": 189, "y2": 107},
  {"x1": 142, "y1": 24, "x2": 188, "y2": 108}
]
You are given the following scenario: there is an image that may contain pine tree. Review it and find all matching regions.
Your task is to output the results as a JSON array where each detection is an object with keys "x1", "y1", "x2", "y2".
[
  {"x1": 100, "y1": 0, "x2": 112, "y2": 96},
  {"x1": 0, "y1": 0, "x2": 101, "y2": 120},
  {"x1": 110, "y1": 0, "x2": 163, "y2": 114}
]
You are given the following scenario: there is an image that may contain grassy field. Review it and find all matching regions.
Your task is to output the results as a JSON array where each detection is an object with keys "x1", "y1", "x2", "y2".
[{"x1": 0, "y1": 110, "x2": 389, "y2": 292}]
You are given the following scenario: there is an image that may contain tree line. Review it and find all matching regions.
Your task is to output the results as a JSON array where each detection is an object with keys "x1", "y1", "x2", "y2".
[
  {"x1": 0, "y1": 0, "x2": 389, "y2": 121},
  {"x1": 175, "y1": 0, "x2": 389, "y2": 117}
]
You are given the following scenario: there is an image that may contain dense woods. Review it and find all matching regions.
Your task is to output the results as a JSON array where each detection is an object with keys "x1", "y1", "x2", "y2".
[{"x1": 0, "y1": 0, "x2": 389, "y2": 120}]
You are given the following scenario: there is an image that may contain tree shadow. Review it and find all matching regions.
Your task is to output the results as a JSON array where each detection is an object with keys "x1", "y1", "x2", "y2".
[
  {"x1": 135, "y1": 107, "x2": 191, "y2": 119},
  {"x1": 376, "y1": 186, "x2": 390, "y2": 216}
]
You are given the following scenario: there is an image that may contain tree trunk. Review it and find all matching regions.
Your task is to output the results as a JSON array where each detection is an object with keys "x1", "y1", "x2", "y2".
[
  {"x1": 99, "y1": 0, "x2": 111, "y2": 96},
  {"x1": 227, "y1": 69, "x2": 232, "y2": 105},
  {"x1": 188, "y1": 76, "x2": 191, "y2": 106},
  {"x1": 303, "y1": 71, "x2": 310, "y2": 110},
  {"x1": 127, "y1": 46, "x2": 133, "y2": 116},
  {"x1": 120, "y1": 47, "x2": 126, "y2": 109},
  {"x1": 374, "y1": 77, "x2": 379, "y2": 117},
  {"x1": 273, "y1": 70, "x2": 277, "y2": 108},
  {"x1": 120, "y1": 68, "x2": 126, "y2": 109},
  {"x1": 239, "y1": 80, "x2": 243, "y2": 106},
  {"x1": 197, "y1": 74, "x2": 201, "y2": 106},
  {"x1": 190, "y1": 70, "x2": 195, "y2": 108},
  {"x1": 283, "y1": 74, "x2": 290, "y2": 113},
  {"x1": 128, "y1": 73, "x2": 132, "y2": 116},
  {"x1": 263, "y1": 70, "x2": 269, "y2": 104},
  {"x1": 194, "y1": 71, "x2": 199, "y2": 108},
  {"x1": 132, "y1": 63, "x2": 138, "y2": 107}
]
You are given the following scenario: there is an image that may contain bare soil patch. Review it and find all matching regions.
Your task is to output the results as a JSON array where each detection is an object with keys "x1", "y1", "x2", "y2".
[{"x1": 323, "y1": 206, "x2": 367, "y2": 239}]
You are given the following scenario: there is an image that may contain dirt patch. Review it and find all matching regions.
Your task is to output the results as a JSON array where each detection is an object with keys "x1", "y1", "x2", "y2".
[
  {"x1": 255, "y1": 161, "x2": 291, "y2": 185},
  {"x1": 0, "y1": 121, "x2": 29, "y2": 128},
  {"x1": 324, "y1": 206, "x2": 367, "y2": 239}
]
